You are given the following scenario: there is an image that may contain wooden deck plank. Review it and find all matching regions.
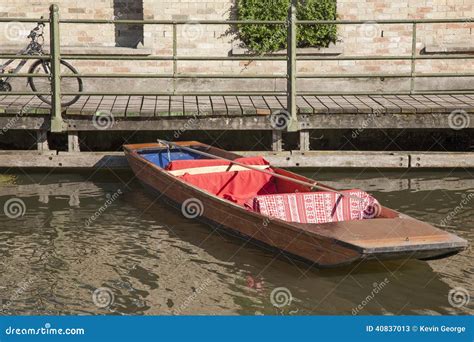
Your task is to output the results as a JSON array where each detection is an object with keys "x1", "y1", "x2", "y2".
[
  {"x1": 3, "y1": 95, "x2": 23, "y2": 114},
  {"x1": 20, "y1": 96, "x2": 45, "y2": 115},
  {"x1": 276, "y1": 96, "x2": 287, "y2": 110},
  {"x1": 155, "y1": 96, "x2": 169, "y2": 116},
  {"x1": 183, "y1": 96, "x2": 199, "y2": 117},
  {"x1": 96, "y1": 96, "x2": 116, "y2": 116},
  {"x1": 370, "y1": 95, "x2": 402, "y2": 114},
  {"x1": 423, "y1": 95, "x2": 458, "y2": 112},
  {"x1": 250, "y1": 96, "x2": 270, "y2": 115},
  {"x1": 80, "y1": 96, "x2": 104, "y2": 116},
  {"x1": 437, "y1": 95, "x2": 472, "y2": 111},
  {"x1": 33, "y1": 95, "x2": 52, "y2": 115},
  {"x1": 263, "y1": 95, "x2": 283, "y2": 114},
  {"x1": 294, "y1": 96, "x2": 312, "y2": 114},
  {"x1": 419, "y1": 95, "x2": 447, "y2": 113},
  {"x1": 452, "y1": 95, "x2": 474, "y2": 113},
  {"x1": 356, "y1": 96, "x2": 386, "y2": 114},
  {"x1": 110, "y1": 96, "x2": 129, "y2": 117},
  {"x1": 140, "y1": 96, "x2": 156, "y2": 117},
  {"x1": 302, "y1": 96, "x2": 328, "y2": 114},
  {"x1": 318, "y1": 96, "x2": 343, "y2": 113},
  {"x1": 396, "y1": 95, "x2": 430, "y2": 113},
  {"x1": 169, "y1": 96, "x2": 184, "y2": 116},
  {"x1": 65, "y1": 95, "x2": 89, "y2": 115},
  {"x1": 342, "y1": 96, "x2": 372, "y2": 114},
  {"x1": 3, "y1": 95, "x2": 26, "y2": 113},
  {"x1": 330, "y1": 95, "x2": 358, "y2": 113},
  {"x1": 383, "y1": 95, "x2": 416, "y2": 113},
  {"x1": 17, "y1": 96, "x2": 40, "y2": 115},
  {"x1": 237, "y1": 96, "x2": 256, "y2": 115},
  {"x1": 126, "y1": 96, "x2": 143, "y2": 117},
  {"x1": 0, "y1": 95, "x2": 19, "y2": 114},
  {"x1": 410, "y1": 95, "x2": 444, "y2": 113},
  {"x1": 224, "y1": 96, "x2": 242, "y2": 116},
  {"x1": 210, "y1": 96, "x2": 227, "y2": 116}
]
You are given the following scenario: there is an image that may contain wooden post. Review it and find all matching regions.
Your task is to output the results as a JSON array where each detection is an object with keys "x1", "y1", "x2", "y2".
[
  {"x1": 299, "y1": 130, "x2": 310, "y2": 151},
  {"x1": 410, "y1": 22, "x2": 417, "y2": 94},
  {"x1": 37, "y1": 130, "x2": 49, "y2": 151},
  {"x1": 286, "y1": 0, "x2": 299, "y2": 132},
  {"x1": 68, "y1": 131, "x2": 80, "y2": 152},
  {"x1": 49, "y1": 4, "x2": 64, "y2": 133},
  {"x1": 272, "y1": 130, "x2": 283, "y2": 152}
]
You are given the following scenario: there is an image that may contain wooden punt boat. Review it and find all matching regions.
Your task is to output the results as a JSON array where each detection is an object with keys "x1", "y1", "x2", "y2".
[{"x1": 124, "y1": 141, "x2": 468, "y2": 268}]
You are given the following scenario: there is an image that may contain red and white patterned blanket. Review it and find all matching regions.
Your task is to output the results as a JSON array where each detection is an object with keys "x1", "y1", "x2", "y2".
[{"x1": 253, "y1": 190, "x2": 381, "y2": 224}]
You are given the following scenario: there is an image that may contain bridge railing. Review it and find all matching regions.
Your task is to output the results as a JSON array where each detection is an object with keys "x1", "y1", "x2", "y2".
[{"x1": 0, "y1": 4, "x2": 473, "y2": 132}]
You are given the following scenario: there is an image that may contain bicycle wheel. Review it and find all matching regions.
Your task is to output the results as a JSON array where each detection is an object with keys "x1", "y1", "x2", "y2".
[{"x1": 28, "y1": 59, "x2": 83, "y2": 107}]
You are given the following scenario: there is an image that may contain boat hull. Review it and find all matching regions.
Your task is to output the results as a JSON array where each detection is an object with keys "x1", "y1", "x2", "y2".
[{"x1": 124, "y1": 142, "x2": 468, "y2": 267}]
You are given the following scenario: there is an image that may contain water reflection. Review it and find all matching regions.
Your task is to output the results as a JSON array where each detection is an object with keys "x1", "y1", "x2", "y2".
[{"x1": 0, "y1": 169, "x2": 472, "y2": 315}]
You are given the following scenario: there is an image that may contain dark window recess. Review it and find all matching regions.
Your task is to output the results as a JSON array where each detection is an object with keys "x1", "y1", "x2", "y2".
[{"x1": 114, "y1": 0, "x2": 144, "y2": 48}]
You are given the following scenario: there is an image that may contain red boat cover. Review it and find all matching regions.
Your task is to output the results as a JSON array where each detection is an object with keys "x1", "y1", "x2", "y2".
[
  {"x1": 167, "y1": 157, "x2": 277, "y2": 206},
  {"x1": 253, "y1": 190, "x2": 381, "y2": 224}
]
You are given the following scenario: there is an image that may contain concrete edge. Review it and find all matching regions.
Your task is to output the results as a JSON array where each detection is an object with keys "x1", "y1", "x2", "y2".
[{"x1": 0, "y1": 150, "x2": 473, "y2": 169}]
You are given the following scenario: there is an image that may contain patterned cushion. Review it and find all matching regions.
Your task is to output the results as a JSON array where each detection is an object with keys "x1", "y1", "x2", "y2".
[{"x1": 253, "y1": 190, "x2": 381, "y2": 224}]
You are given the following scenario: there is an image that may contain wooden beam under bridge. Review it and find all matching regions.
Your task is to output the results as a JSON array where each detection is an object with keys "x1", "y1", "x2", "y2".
[{"x1": 0, "y1": 150, "x2": 473, "y2": 169}]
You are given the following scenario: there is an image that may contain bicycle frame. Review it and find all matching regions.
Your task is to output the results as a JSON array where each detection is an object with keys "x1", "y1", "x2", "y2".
[{"x1": 0, "y1": 48, "x2": 33, "y2": 83}]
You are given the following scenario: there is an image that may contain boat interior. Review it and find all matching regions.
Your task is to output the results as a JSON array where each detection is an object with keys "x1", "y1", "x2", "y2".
[{"x1": 137, "y1": 146, "x2": 389, "y2": 224}]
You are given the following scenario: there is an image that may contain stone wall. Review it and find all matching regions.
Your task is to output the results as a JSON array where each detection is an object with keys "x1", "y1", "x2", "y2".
[{"x1": 0, "y1": 0, "x2": 472, "y2": 93}]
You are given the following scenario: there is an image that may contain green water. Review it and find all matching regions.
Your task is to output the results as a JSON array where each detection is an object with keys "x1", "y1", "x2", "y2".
[{"x1": 0, "y1": 169, "x2": 472, "y2": 315}]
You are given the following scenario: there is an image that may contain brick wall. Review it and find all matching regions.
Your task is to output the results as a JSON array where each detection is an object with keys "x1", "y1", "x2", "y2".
[{"x1": 0, "y1": 0, "x2": 472, "y2": 92}]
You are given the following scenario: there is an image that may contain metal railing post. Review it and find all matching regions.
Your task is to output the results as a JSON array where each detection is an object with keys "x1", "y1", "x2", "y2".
[
  {"x1": 286, "y1": 0, "x2": 299, "y2": 132},
  {"x1": 172, "y1": 22, "x2": 177, "y2": 94},
  {"x1": 49, "y1": 4, "x2": 64, "y2": 132},
  {"x1": 410, "y1": 22, "x2": 417, "y2": 94}
]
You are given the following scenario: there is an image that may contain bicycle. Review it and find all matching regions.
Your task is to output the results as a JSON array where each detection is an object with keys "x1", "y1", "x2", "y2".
[{"x1": 0, "y1": 20, "x2": 83, "y2": 107}]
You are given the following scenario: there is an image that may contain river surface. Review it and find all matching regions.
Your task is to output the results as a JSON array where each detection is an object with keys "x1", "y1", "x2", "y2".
[{"x1": 0, "y1": 169, "x2": 472, "y2": 315}]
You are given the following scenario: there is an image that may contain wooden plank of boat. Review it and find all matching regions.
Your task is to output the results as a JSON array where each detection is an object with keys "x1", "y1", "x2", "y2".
[{"x1": 123, "y1": 141, "x2": 468, "y2": 267}]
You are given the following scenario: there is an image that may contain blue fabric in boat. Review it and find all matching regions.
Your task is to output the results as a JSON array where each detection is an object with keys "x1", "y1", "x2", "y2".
[{"x1": 138, "y1": 148, "x2": 205, "y2": 169}]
